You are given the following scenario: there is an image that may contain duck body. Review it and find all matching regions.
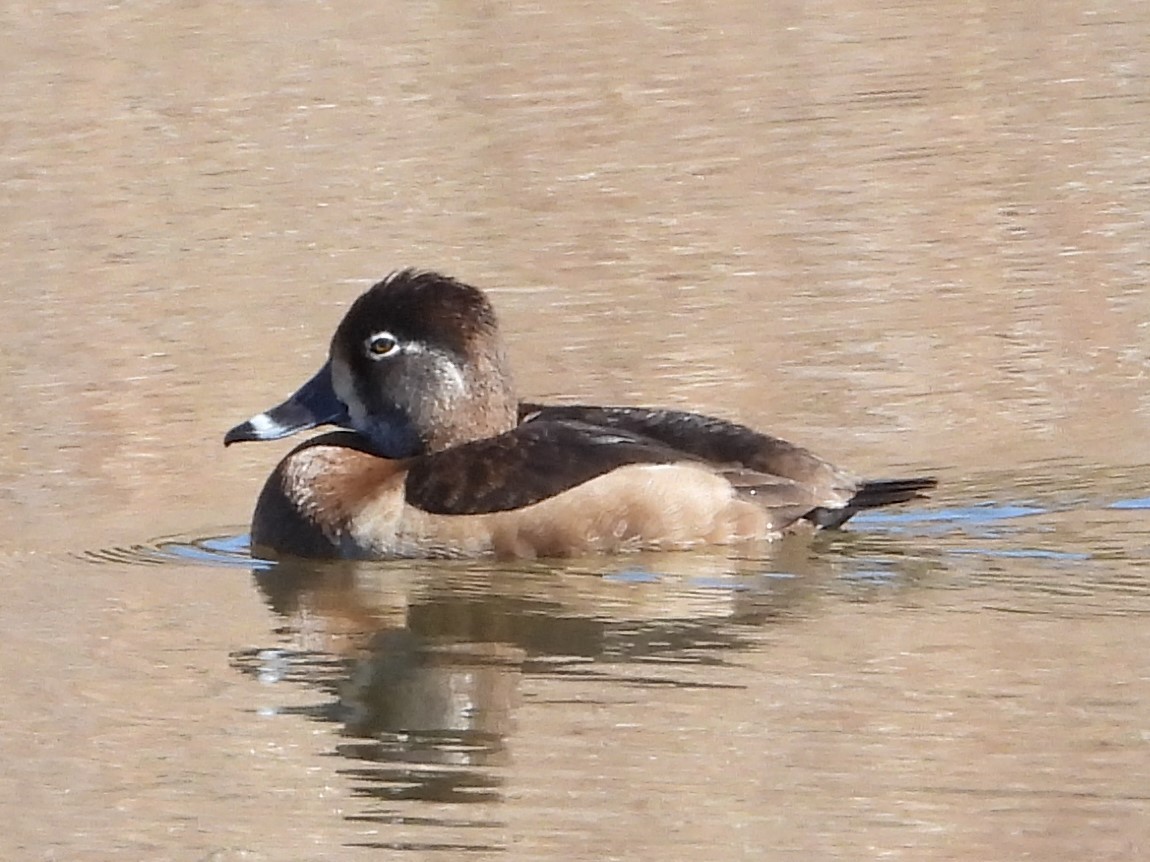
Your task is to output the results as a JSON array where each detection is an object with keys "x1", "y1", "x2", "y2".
[{"x1": 225, "y1": 270, "x2": 936, "y2": 560}]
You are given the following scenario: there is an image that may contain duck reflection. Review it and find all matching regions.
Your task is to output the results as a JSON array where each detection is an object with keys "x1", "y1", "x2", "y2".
[{"x1": 230, "y1": 540, "x2": 902, "y2": 814}]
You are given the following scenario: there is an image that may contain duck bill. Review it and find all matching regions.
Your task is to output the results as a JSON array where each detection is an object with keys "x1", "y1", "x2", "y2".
[{"x1": 223, "y1": 361, "x2": 351, "y2": 446}]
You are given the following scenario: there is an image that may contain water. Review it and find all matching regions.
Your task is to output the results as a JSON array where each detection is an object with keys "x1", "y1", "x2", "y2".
[{"x1": 3, "y1": 1, "x2": 1150, "y2": 859}]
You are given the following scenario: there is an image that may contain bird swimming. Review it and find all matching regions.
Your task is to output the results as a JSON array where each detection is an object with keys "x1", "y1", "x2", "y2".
[{"x1": 225, "y1": 270, "x2": 936, "y2": 559}]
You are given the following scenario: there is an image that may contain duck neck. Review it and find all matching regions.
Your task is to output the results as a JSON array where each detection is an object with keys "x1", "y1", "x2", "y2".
[{"x1": 417, "y1": 352, "x2": 519, "y2": 454}]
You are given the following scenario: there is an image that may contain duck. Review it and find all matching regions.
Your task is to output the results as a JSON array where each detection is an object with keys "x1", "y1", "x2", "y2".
[{"x1": 224, "y1": 269, "x2": 936, "y2": 560}]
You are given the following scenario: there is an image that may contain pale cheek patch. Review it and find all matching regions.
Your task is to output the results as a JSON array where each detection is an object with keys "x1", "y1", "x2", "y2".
[
  {"x1": 402, "y1": 342, "x2": 467, "y2": 399},
  {"x1": 330, "y1": 358, "x2": 371, "y2": 431},
  {"x1": 329, "y1": 358, "x2": 355, "y2": 405}
]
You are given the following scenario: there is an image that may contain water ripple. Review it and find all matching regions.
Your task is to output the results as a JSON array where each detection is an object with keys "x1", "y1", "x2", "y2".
[{"x1": 75, "y1": 532, "x2": 270, "y2": 569}]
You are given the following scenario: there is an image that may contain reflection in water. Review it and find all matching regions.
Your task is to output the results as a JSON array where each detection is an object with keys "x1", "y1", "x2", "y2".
[
  {"x1": 47, "y1": 477, "x2": 1150, "y2": 856},
  {"x1": 223, "y1": 529, "x2": 939, "y2": 841}
]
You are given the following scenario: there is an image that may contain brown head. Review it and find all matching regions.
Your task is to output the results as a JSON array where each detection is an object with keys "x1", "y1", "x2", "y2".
[{"x1": 224, "y1": 270, "x2": 519, "y2": 456}]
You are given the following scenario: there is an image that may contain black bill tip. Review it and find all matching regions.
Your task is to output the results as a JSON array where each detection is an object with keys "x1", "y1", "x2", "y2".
[
  {"x1": 223, "y1": 412, "x2": 300, "y2": 446},
  {"x1": 223, "y1": 361, "x2": 351, "y2": 447}
]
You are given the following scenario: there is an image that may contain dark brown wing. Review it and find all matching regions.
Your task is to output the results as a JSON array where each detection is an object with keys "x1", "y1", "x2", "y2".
[
  {"x1": 518, "y1": 403, "x2": 857, "y2": 495},
  {"x1": 518, "y1": 403, "x2": 937, "y2": 527},
  {"x1": 404, "y1": 420, "x2": 691, "y2": 515}
]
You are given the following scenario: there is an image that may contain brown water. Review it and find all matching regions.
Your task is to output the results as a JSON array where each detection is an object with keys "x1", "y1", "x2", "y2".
[{"x1": 3, "y1": 1, "x2": 1150, "y2": 859}]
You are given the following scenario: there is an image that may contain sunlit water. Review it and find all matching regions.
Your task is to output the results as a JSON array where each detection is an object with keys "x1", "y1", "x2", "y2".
[
  {"x1": 11, "y1": 469, "x2": 1146, "y2": 859},
  {"x1": 3, "y1": 0, "x2": 1150, "y2": 860}
]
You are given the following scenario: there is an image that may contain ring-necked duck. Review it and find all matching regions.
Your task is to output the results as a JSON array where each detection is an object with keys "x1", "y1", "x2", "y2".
[{"x1": 225, "y1": 270, "x2": 936, "y2": 559}]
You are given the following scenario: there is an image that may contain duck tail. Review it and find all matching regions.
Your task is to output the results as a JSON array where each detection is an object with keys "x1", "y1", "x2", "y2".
[{"x1": 805, "y1": 476, "x2": 937, "y2": 529}]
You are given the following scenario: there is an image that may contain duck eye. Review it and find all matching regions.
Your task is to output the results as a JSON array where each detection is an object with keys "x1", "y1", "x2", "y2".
[{"x1": 365, "y1": 331, "x2": 400, "y2": 358}]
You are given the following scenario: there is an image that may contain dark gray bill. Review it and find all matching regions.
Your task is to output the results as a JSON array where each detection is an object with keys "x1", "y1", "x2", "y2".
[{"x1": 223, "y1": 361, "x2": 351, "y2": 446}]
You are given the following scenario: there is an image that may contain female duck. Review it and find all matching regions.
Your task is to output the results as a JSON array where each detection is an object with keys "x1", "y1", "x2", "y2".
[{"x1": 225, "y1": 270, "x2": 935, "y2": 559}]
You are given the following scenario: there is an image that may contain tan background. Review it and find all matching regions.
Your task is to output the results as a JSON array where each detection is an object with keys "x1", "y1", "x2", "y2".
[{"x1": 1, "y1": 1, "x2": 1148, "y2": 859}]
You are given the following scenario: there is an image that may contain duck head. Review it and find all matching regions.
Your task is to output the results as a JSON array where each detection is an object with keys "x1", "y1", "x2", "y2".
[{"x1": 224, "y1": 270, "x2": 519, "y2": 457}]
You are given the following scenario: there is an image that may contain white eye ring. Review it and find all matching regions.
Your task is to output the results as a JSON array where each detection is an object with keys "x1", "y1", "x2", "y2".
[{"x1": 365, "y1": 331, "x2": 401, "y2": 359}]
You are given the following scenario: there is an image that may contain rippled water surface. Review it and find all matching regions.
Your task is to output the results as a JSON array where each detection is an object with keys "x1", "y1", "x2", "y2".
[{"x1": 3, "y1": 1, "x2": 1150, "y2": 860}]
